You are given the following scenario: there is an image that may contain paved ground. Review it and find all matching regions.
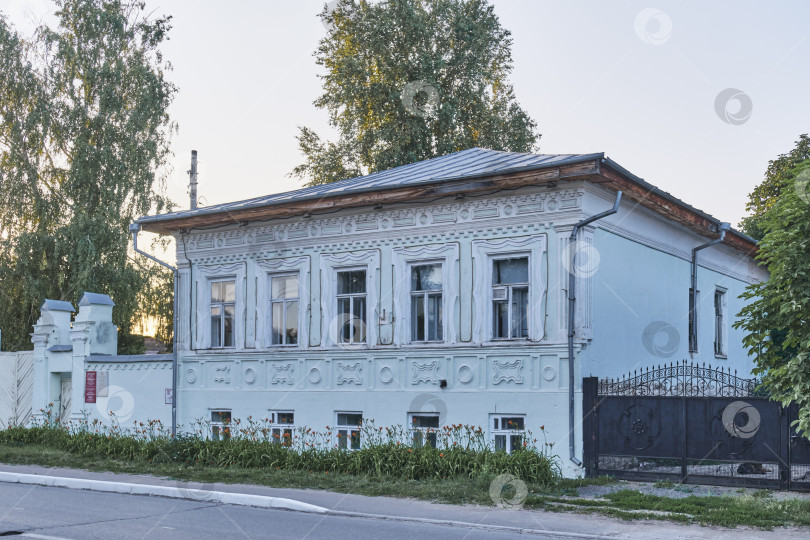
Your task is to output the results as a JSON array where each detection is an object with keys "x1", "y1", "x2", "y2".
[
  {"x1": 0, "y1": 463, "x2": 808, "y2": 539},
  {"x1": 576, "y1": 479, "x2": 810, "y2": 501}
]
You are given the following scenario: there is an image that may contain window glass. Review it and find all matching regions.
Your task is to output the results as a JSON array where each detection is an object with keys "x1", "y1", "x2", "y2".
[
  {"x1": 411, "y1": 264, "x2": 442, "y2": 291},
  {"x1": 337, "y1": 271, "x2": 367, "y2": 344},
  {"x1": 492, "y1": 258, "x2": 529, "y2": 339},
  {"x1": 211, "y1": 410, "x2": 231, "y2": 441},
  {"x1": 286, "y1": 302, "x2": 299, "y2": 345},
  {"x1": 493, "y1": 258, "x2": 528, "y2": 285},
  {"x1": 272, "y1": 275, "x2": 298, "y2": 299},
  {"x1": 410, "y1": 264, "x2": 443, "y2": 343},
  {"x1": 210, "y1": 280, "x2": 236, "y2": 348},
  {"x1": 337, "y1": 413, "x2": 363, "y2": 426},
  {"x1": 336, "y1": 412, "x2": 363, "y2": 450},
  {"x1": 337, "y1": 270, "x2": 366, "y2": 295},
  {"x1": 490, "y1": 414, "x2": 526, "y2": 453},
  {"x1": 223, "y1": 305, "x2": 234, "y2": 347},
  {"x1": 270, "y1": 411, "x2": 294, "y2": 446}
]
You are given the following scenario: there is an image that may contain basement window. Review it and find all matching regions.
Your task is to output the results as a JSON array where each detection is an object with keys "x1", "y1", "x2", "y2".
[
  {"x1": 490, "y1": 414, "x2": 525, "y2": 453},
  {"x1": 210, "y1": 410, "x2": 231, "y2": 441},
  {"x1": 336, "y1": 412, "x2": 363, "y2": 450},
  {"x1": 409, "y1": 413, "x2": 440, "y2": 448},
  {"x1": 269, "y1": 411, "x2": 295, "y2": 446}
]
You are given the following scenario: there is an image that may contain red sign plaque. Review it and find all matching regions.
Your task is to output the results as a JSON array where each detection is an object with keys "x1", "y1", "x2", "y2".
[{"x1": 85, "y1": 371, "x2": 97, "y2": 403}]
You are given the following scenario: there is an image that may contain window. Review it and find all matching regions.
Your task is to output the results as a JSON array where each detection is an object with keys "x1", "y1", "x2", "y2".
[
  {"x1": 337, "y1": 270, "x2": 367, "y2": 344},
  {"x1": 492, "y1": 258, "x2": 529, "y2": 339},
  {"x1": 336, "y1": 412, "x2": 363, "y2": 450},
  {"x1": 210, "y1": 280, "x2": 235, "y2": 348},
  {"x1": 714, "y1": 289, "x2": 727, "y2": 357},
  {"x1": 410, "y1": 264, "x2": 443, "y2": 342},
  {"x1": 689, "y1": 288, "x2": 699, "y2": 353},
  {"x1": 491, "y1": 415, "x2": 525, "y2": 453},
  {"x1": 409, "y1": 413, "x2": 439, "y2": 448},
  {"x1": 269, "y1": 411, "x2": 295, "y2": 445},
  {"x1": 211, "y1": 410, "x2": 231, "y2": 441},
  {"x1": 271, "y1": 274, "x2": 299, "y2": 345}
]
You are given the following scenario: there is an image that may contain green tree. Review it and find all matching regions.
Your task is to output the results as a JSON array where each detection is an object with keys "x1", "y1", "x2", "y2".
[
  {"x1": 292, "y1": 0, "x2": 539, "y2": 186},
  {"x1": 735, "y1": 158, "x2": 810, "y2": 436},
  {"x1": 740, "y1": 134, "x2": 810, "y2": 240},
  {"x1": 0, "y1": 0, "x2": 175, "y2": 352}
]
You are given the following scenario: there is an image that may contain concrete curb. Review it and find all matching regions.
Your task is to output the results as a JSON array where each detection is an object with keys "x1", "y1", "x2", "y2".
[
  {"x1": 0, "y1": 472, "x2": 328, "y2": 514},
  {"x1": 0, "y1": 472, "x2": 621, "y2": 539}
]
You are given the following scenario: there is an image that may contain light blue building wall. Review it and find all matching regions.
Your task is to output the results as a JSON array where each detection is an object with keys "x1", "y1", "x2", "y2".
[
  {"x1": 579, "y1": 227, "x2": 759, "y2": 380},
  {"x1": 161, "y1": 182, "x2": 764, "y2": 477}
]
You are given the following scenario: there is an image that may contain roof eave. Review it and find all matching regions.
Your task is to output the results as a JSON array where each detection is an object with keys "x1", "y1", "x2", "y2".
[{"x1": 137, "y1": 154, "x2": 605, "y2": 235}]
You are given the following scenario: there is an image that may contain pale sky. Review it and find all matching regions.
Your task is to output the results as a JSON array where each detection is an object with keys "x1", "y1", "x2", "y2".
[{"x1": 4, "y1": 0, "x2": 810, "y2": 228}]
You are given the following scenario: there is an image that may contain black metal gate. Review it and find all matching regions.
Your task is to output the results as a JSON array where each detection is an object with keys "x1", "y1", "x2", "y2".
[{"x1": 582, "y1": 361, "x2": 810, "y2": 490}]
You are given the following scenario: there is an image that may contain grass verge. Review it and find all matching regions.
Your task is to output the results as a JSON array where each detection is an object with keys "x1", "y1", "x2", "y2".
[{"x1": 1, "y1": 443, "x2": 808, "y2": 530}]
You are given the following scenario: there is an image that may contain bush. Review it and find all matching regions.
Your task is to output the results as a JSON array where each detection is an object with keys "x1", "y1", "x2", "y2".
[{"x1": 0, "y1": 408, "x2": 561, "y2": 485}]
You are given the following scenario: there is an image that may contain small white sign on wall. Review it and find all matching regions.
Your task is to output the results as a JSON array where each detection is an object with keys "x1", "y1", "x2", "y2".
[{"x1": 165, "y1": 388, "x2": 173, "y2": 405}]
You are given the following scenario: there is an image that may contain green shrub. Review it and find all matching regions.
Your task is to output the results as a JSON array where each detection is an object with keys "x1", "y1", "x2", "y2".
[{"x1": 0, "y1": 408, "x2": 561, "y2": 486}]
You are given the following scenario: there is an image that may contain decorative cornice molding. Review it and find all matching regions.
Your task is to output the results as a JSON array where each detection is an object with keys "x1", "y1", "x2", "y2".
[{"x1": 181, "y1": 189, "x2": 582, "y2": 259}]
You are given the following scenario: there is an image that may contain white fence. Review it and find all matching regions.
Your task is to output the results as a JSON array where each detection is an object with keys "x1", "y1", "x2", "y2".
[{"x1": 0, "y1": 352, "x2": 33, "y2": 428}]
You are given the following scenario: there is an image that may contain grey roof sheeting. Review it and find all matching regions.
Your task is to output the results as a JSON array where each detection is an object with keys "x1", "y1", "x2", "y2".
[
  {"x1": 136, "y1": 148, "x2": 602, "y2": 225},
  {"x1": 47, "y1": 345, "x2": 73, "y2": 352},
  {"x1": 41, "y1": 299, "x2": 75, "y2": 312},
  {"x1": 79, "y1": 292, "x2": 115, "y2": 307},
  {"x1": 135, "y1": 147, "x2": 754, "y2": 245}
]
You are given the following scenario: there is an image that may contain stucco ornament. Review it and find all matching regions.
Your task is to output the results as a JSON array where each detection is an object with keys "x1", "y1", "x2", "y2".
[{"x1": 493, "y1": 359, "x2": 523, "y2": 384}]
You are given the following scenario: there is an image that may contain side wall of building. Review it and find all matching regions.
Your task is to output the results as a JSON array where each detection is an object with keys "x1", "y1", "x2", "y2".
[{"x1": 575, "y1": 187, "x2": 767, "y2": 379}]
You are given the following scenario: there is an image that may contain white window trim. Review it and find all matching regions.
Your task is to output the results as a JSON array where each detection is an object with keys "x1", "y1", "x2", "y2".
[
  {"x1": 714, "y1": 287, "x2": 728, "y2": 358},
  {"x1": 210, "y1": 409, "x2": 232, "y2": 441},
  {"x1": 334, "y1": 411, "x2": 363, "y2": 450},
  {"x1": 321, "y1": 251, "x2": 380, "y2": 348},
  {"x1": 472, "y1": 236, "x2": 546, "y2": 343},
  {"x1": 268, "y1": 410, "x2": 295, "y2": 444},
  {"x1": 255, "y1": 257, "x2": 310, "y2": 349},
  {"x1": 392, "y1": 244, "x2": 459, "y2": 346},
  {"x1": 489, "y1": 413, "x2": 526, "y2": 453},
  {"x1": 195, "y1": 263, "x2": 246, "y2": 350},
  {"x1": 408, "y1": 412, "x2": 440, "y2": 448}
]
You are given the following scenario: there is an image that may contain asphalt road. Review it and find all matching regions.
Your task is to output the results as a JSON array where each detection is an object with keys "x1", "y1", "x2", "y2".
[{"x1": 0, "y1": 483, "x2": 566, "y2": 540}]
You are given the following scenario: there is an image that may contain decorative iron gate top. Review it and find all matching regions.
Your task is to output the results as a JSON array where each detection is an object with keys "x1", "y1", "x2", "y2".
[{"x1": 598, "y1": 360, "x2": 763, "y2": 397}]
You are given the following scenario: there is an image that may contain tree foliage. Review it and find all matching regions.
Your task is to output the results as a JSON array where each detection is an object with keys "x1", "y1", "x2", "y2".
[
  {"x1": 0, "y1": 0, "x2": 175, "y2": 352},
  {"x1": 740, "y1": 134, "x2": 810, "y2": 240},
  {"x1": 292, "y1": 0, "x2": 539, "y2": 185},
  {"x1": 735, "y1": 158, "x2": 810, "y2": 436}
]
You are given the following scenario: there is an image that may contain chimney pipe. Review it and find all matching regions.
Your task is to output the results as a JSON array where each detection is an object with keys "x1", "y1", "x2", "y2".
[{"x1": 189, "y1": 150, "x2": 198, "y2": 210}]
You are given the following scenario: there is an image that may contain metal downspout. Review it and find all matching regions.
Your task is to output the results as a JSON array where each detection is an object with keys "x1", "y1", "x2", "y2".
[
  {"x1": 130, "y1": 223, "x2": 179, "y2": 437},
  {"x1": 689, "y1": 222, "x2": 730, "y2": 353},
  {"x1": 567, "y1": 191, "x2": 622, "y2": 466}
]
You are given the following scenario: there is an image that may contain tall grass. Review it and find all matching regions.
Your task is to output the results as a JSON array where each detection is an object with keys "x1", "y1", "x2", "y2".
[{"x1": 0, "y1": 406, "x2": 561, "y2": 485}]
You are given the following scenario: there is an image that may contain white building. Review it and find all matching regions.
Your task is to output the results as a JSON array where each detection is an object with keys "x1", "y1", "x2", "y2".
[{"x1": 31, "y1": 148, "x2": 766, "y2": 476}]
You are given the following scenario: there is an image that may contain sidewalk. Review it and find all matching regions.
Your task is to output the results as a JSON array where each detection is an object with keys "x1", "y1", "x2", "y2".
[{"x1": 0, "y1": 462, "x2": 806, "y2": 540}]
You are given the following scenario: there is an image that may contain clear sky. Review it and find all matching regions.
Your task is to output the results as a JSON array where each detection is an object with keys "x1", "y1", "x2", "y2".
[{"x1": 4, "y1": 0, "x2": 810, "y2": 227}]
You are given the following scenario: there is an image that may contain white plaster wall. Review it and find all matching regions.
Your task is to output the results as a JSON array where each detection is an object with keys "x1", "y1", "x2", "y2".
[
  {"x1": 82, "y1": 360, "x2": 173, "y2": 428},
  {"x1": 162, "y1": 180, "x2": 764, "y2": 478}
]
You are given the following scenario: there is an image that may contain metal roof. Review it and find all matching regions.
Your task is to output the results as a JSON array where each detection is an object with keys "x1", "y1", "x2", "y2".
[
  {"x1": 136, "y1": 148, "x2": 602, "y2": 225},
  {"x1": 79, "y1": 292, "x2": 115, "y2": 307},
  {"x1": 47, "y1": 345, "x2": 73, "y2": 352},
  {"x1": 134, "y1": 146, "x2": 755, "y2": 246},
  {"x1": 41, "y1": 299, "x2": 75, "y2": 312}
]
